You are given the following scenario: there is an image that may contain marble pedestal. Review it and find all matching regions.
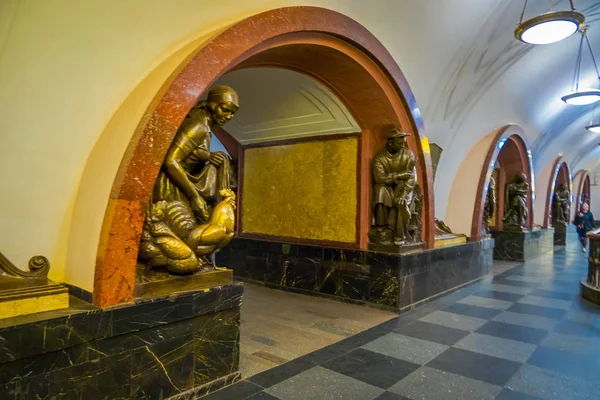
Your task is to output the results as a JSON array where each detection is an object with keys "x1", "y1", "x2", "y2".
[
  {"x1": 491, "y1": 228, "x2": 554, "y2": 262},
  {"x1": 553, "y1": 224, "x2": 567, "y2": 246},
  {"x1": 217, "y1": 237, "x2": 493, "y2": 311},
  {"x1": 581, "y1": 229, "x2": 600, "y2": 305},
  {"x1": 0, "y1": 284, "x2": 242, "y2": 400}
]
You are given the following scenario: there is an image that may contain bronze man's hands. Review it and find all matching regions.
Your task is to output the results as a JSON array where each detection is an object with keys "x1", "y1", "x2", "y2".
[
  {"x1": 191, "y1": 196, "x2": 209, "y2": 220},
  {"x1": 209, "y1": 152, "x2": 228, "y2": 167}
]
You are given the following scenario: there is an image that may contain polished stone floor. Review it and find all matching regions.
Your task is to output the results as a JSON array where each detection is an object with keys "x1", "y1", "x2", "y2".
[
  {"x1": 204, "y1": 237, "x2": 599, "y2": 400},
  {"x1": 240, "y1": 283, "x2": 396, "y2": 377}
]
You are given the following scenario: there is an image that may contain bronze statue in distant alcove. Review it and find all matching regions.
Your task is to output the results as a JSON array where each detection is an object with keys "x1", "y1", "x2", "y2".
[
  {"x1": 503, "y1": 173, "x2": 529, "y2": 230},
  {"x1": 369, "y1": 128, "x2": 418, "y2": 245},
  {"x1": 482, "y1": 174, "x2": 496, "y2": 235},
  {"x1": 552, "y1": 183, "x2": 570, "y2": 226},
  {"x1": 138, "y1": 85, "x2": 239, "y2": 276},
  {"x1": 409, "y1": 183, "x2": 423, "y2": 242}
]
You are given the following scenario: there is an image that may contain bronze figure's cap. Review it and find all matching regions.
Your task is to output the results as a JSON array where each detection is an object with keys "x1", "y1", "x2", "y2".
[
  {"x1": 207, "y1": 85, "x2": 239, "y2": 107},
  {"x1": 387, "y1": 128, "x2": 411, "y2": 139}
]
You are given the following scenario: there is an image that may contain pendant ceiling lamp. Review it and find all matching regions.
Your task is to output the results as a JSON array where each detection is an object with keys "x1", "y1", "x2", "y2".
[
  {"x1": 586, "y1": 101, "x2": 600, "y2": 133},
  {"x1": 515, "y1": 0, "x2": 584, "y2": 45},
  {"x1": 561, "y1": 27, "x2": 600, "y2": 106}
]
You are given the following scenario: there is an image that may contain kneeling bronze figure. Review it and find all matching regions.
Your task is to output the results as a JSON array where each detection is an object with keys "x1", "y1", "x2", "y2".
[{"x1": 138, "y1": 86, "x2": 239, "y2": 277}]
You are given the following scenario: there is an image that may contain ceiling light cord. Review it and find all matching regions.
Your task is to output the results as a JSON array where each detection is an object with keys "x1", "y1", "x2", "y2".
[
  {"x1": 573, "y1": 32, "x2": 585, "y2": 92},
  {"x1": 584, "y1": 34, "x2": 600, "y2": 84},
  {"x1": 519, "y1": 0, "x2": 528, "y2": 24}
]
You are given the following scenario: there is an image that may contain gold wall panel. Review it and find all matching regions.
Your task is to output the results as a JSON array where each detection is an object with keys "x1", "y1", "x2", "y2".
[{"x1": 242, "y1": 137, "x2": 358, "y2": 243}]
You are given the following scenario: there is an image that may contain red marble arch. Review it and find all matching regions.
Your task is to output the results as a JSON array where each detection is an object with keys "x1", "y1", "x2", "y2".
[
  {"x1": 542, "y1": 157, "x2": 572, "y2": 228},
  {"x1": 93, "y1": 6, "x2": 434, "y2": 306},
  {"x1": 573, "y1": 170, "x2": 592, "y2": 213},
  {"x1": 471, "y1": 125, "x2": 534, "y2": 240}
]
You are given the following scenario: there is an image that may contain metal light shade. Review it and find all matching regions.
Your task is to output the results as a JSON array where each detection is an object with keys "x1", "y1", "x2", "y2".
[
  {"x1": 586, "y1": 123, "x2": 600, "y2": 133},
  {"x1": 515, "y1": 11, "x2": 585, "y2": 45},
  {"x1": 561, "y1": 90, "x2": 600, "y2": 105}
]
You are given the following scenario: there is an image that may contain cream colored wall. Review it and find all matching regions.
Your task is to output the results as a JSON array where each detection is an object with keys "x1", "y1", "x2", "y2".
[
  {"x1": 0, "y1": 0, "x2": 581, "y2": 291},
  {"x1": 0, "y1": 0, "x2": 319, "y2": 289},
  {"x1": 445, "y1": 129, "x2": 499, "y2": 236}
]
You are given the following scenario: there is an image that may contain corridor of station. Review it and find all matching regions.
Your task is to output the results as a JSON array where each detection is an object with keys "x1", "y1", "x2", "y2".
[
  {"x1": 206, "y1": 234, "x2": 599, "y2": 400},
  {"x1": 3, "y1": 2, "x2": 600, "y2": 399}
]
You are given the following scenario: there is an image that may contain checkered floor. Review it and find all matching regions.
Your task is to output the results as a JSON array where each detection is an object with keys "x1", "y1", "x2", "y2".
[{"x1": 202, "y1": 240, "x2": 600, "y2": 400}]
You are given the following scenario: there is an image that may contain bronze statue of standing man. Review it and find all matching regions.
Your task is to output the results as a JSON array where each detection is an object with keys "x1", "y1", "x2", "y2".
[
  {"x1": 503, "y1": 173, "x2": 529, "y2": 230},
  {"x1": 369, "y1": 128, "x2": 417, "y2": 245},
  {"x1": 552, "y1": 183, "x2": 570, "y2": 226}
]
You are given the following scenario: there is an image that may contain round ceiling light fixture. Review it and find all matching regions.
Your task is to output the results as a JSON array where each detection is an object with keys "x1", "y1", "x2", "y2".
[
  {"x1": 586, "y1": 123, "x2": 600, "y2": 133},
  {"x1": 562, "y1": 89, "x2": 600, "y2": 105},
  {"x1": 515, "y1": 10, "x2": 585, "y2": 45},
  {"x1": 561, "y1": 27, "x2": 600, "y2": 106},
  {"x1": 586, "y1": 98, "x2": 600, "y2": 133}
]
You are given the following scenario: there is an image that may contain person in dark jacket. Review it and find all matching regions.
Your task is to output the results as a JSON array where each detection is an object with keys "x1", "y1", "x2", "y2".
[{"x1": 573, "y1": 202, "x2": 595, "y2": 252}]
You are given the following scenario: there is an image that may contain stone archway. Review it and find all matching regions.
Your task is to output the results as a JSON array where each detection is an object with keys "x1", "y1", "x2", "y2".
[
  {"x1": 471, "y1": 125, "x2": 534, "y2": 240},
  {"x1": 573, "y1": 170, "x2": 591, "y2": 216},
  {"x1": 93, "y1": 6, "x2": 434, "y2": 306}
]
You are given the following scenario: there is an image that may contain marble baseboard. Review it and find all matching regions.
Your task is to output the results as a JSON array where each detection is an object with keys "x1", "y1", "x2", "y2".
[
  {"x1": 491, "y1": 228, "x2": 554, "y2": 262},
  {"x1": 0, "y1": 284, "x2": 242, "y2": 400},
  {"x1": 216, "y1": 238, "x2": 493, "y2": 311}
]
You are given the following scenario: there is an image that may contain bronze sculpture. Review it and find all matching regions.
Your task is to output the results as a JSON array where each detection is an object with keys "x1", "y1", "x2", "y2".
[
  {"x1": 503, "y1": 173, "x2": 529, "y2": 229},
  {"x1": 552, "y1": 183, "x2": 570, "y2": 226},
  {"x1": 409, "y1": 183, "x2": 423, "y2": 242},
  {"x1": 435, "y1": 219, "x2": 454, "y2": 235},
  {"x1": 482, "y1": 174, "x2": 496, "y2": 235},
  {"x1": 139, "y1": 86, "x2": 239, "y2": 275},
  {"x1": 369, "y1": 128, "x2": 418, "y2": 245}
]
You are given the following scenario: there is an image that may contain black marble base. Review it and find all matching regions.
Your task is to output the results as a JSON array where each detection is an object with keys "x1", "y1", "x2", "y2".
[
  {"x1": 0, "y1": 283, "x2": 242, "y2": 400},
  {"x1": 491, "y1": 228, "x2": 554, "y2": 262},
  {"x1": 553, "y1": 224, "x2": 567, "y2": 246},
  {"x1": 216, "y1": 238, "x2": 493, "y2": 311},
  {"x1": 580, "y1": 280, "x2": 600, "y2": 305}
]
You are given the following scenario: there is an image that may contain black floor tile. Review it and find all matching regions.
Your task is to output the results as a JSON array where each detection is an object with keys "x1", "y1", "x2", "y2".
[
  {"x1": 553, "y1": 320, "x2": 600, "y2": 337},
  {"x1": 246, "y1": 392, "x2": 280, "y2": 400},
  {"x1": 394, "y1": 321, "x2": 469, "y2": 346},
  {"x1": 300, "y1": 327, "x2": 386, "y2": 365},
  {"x1": 443, "y1": 303, "x2": 503, "y2": 320},
  {"x1": 495, "y1": 388, "x2": 543, "y2": 399},
  {"x1": 322, "y1": 348, "x2": 419, "y2": 389},
  {"x1": 426, "y1": 348, "x2": 521, "y2": 386},
  {"x1": 247, "y1": 357, "x2": 316, "y2": 389},
  {"x1": 201, "y1": 381, "x2": 262, "y2": 400},
  {"x1": 492, "y1": 278, "x2": 540, "y2": 288},
  {"x1": 507, "y1": 303, "x2": 567, "y2": 319},
  {"x1": 476, "y1": 290, "x2": 524, "y2": 303},
  {"x1": 373, "y1": 392, "x2": 413, "y2": 400},
  {"x1": 527, "y1": 346, "x2": 600, "y2": 380},
  {"x1": 476, "y1": 321, "x2": 548, "y2": 344},
  {"x1": 529, "y1": 289, "x2": 576, "y2": 301},
  {"x1": 570, "y1": 297, "x2": 600, "y2": 312}
]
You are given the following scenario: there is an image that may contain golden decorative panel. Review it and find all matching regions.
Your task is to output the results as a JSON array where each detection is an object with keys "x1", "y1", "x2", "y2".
[{"x1": 242, "y1": 137, "x2": 358, "y2": 243}]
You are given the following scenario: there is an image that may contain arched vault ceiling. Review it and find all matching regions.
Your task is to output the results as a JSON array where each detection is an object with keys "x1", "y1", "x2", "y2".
[
  {"x1": 424, "y1": 0, "x2": 600, "y2": 171},
  {"x1": 213, "y1": 68, "x2": 359, "y2": 144},
  {"x1": 391, "y1": 0, "x2": 600, "y2": 218}
]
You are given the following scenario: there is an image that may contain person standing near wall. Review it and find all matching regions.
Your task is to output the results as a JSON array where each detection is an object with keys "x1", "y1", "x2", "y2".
[{"x1": 574, "y1": 202, "x2": 595, "y2": 252}]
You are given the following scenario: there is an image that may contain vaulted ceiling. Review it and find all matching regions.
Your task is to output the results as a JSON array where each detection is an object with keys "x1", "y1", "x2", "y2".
[{"x1": 214, "y1": 68, "x2": 359, "y2": 145}]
